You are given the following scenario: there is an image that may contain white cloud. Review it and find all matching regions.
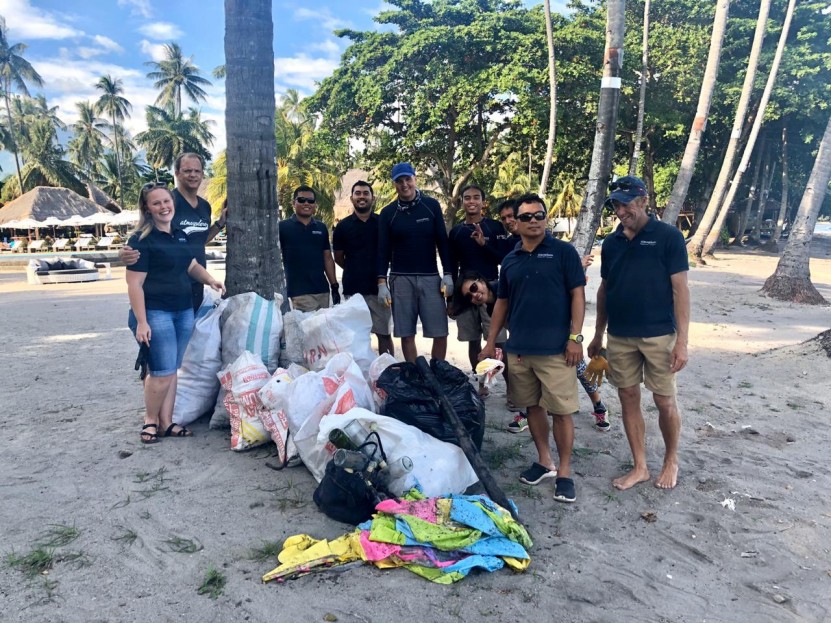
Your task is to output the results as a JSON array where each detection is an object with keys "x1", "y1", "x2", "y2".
[
  {"x1": 274, "y1": 55, "x2": 338, "y2": 92},
  {"x1": 140, "y1": 40, "x2": 167, "y2": 62},
  {"x1": 137, "y1": 22, "x2": 183, "y2": 40},
  {"x1": 310, "y1": 39, "x2": 342, "y2": 57},
  {"x1": 92, "y1": 35, "x2": 123, "y2": 52},
  {"x1": 292, "y1": 7, "x2": 349, "y2": 32},
  {"x1": 68, "y1": 35, "x2": 125, "y2": 60},
  {"x1": 118, "y1": 0, "x2": 152, "y2": 19},
  {"x1": 0, "y1": 0, "x2": 81, "y2": 39}
]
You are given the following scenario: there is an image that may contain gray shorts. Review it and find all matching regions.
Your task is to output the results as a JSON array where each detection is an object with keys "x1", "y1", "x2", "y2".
[
  {"x1": 347, "y1": 294, "x2": 391, "y2": 336},
  {"x1": 389, "y1": 274, "x2": 449, "y2": 338},
  {"x1": 290, "y1": 293, "x2": 330, "y2": 312},
  {"x1": 455, "y1": 304, "x2": 507, "y2": 343}
]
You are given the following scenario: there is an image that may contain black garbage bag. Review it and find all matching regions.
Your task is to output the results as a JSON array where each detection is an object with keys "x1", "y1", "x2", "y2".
[
  {"x1": 313, "y1": 460, "x2": 379, "y2": 525},
  {"x1": 376, "y1": 359, "x2": 485, "y2": 449}
]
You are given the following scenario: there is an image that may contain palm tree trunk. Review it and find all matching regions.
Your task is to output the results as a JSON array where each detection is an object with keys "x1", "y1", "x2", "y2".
[
  {"x1": 761, "y1": 111, "x2": 831, "y2": 304},
  {"x1": 224, "y1": 0, "x2": 284, "y2": 300},
  {"x1": 766, "y1": 125, "x2": 789, "y2": 249},
  {"x1": 4, "y1": 88, "x2": 24, "y2": 195},
  {"x1": 686, "y1": 0, "x2": 771, "y2": 260},
  {"x1": 731, "y1": 135, "x2": 765, "y2": 245},
  {"x1": 111, "y1": 113, "x2": 124, "y2": 207},
  {"x1": 538, "y1": 0, "x2": 557, "y2": 197},
  {"x1": 699, "y1": 0, "x2": 796, "y2": 259},
  {"x1": 570, "y1": 0, "x2": 626, "y2": 256},
  {"x1": 662, "y1": 0, "x2": 730, "y2": 225},
  {"x1": 628, "y1": 0, "x2": 651, "y2": 176},
  {"x1": 750, "y1": 155, "x2": 776, "y2": 242}
]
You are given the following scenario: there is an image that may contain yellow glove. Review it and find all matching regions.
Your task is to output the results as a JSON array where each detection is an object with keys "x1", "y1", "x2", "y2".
[{"x1": 584, "y1": 355, "x2": 610, "y2": 387}]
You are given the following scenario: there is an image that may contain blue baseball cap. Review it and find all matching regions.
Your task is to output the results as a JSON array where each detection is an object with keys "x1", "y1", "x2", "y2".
[
  {"x1": 608, "y1": 176, "x2": 648, "y2": 204},
  {"x1": 391, "y1": 162, "x2": 416, "y2": 181}
]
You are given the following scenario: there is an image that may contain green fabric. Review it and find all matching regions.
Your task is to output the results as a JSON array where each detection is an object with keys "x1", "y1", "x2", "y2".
[
  {"x1": 475, "y1": 502, "x2": 533, "y2": 548},
  {"x1": 399, "y1": 515, "x2": 482, "y2": 551},
  {"x1": 404, "y1": 564, "x2": 465, "y2": 584},
  {"x1": 369, "y1": 515, "x2": 406, "y2": 545}
]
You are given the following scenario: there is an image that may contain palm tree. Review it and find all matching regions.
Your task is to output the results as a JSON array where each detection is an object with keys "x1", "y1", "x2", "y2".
[
  {"x1": 0, "y1": 16, "x2": 43, "y2": 196},
  {"x1": 224, "y1": 0, "x2": 283, "y2": 299},
  {"x1": 492, "y1": 152, "x2": 534, "y2": 199},
  {"x1": 145, "y1": 43, "x2": 212, "y2": 116},
  {"x1": 538, "y1": 0, "x2": 557, "y2": 197},
  {"x1": 19, "y1": 117, "x2": 84, "y2": 193},
  {"x1": 205, "y1": 149, "x2": 227, "y2": 212},
  {"x1": 629, "y1": 0, "x2": 651, "y2": 176},
  {"x1": 570, "y1": 0, "x2": 626, "y2": 256},
  {"x1": 761, "y1": 111, "x2": 831, "y2": 304},
  {"x1": 69, "y1": 101, "x2": 109, "y2": 179},
  {"x1": 134, "y1": 105, "x2": 214, "y2": 171},
  {"x1": 661, "y1": 0, "x2": 730, "y2": 226},
  {"x1": 94, "y1": 75, "x2": 132, "y2": 207}
]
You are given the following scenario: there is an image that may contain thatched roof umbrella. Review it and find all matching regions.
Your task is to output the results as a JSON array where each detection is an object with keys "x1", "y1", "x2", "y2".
[
  {"x1": 0, "y1": 187, "x2": 115, "y2": 238},
  {"x1": 86, "y1": 183, "x2": 122, "y2": 214}
]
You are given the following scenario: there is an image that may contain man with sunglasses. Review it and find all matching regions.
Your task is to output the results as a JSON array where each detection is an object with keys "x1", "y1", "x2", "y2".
[
  {"x1": 587, "y1": 175, "x2": 690, "y2": 490},
  {"x1": 377, "y1": 162, "x2": 453, "y2": 363},
  {"x1": 448, "y1": 185, "x2": 506, "y2": 391},
  {"x1": 120, "y1": 153, "x2": 226, "y2": 312},
  {"x1": 481, "y1": 194, "x2": 586, "y2": 503},
  {"x1": 279, "y1": 185, "x2": 339, "y2": 312}
]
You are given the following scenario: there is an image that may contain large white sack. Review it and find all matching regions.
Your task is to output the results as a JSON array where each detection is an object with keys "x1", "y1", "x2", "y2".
[
  {"x1": 280, "y1": 310, "x2": 308, "y2": 368},
  {"x1": 210, "y1": 292, "x2": 284, "y2": 429},
  {"x1": 173, "y1": 295, "x2": 227, "y2": 426},
  {"x1": 290, "y1": 353, "x2": 375, "y2": 482},
  {"x1": 318, "y1": 409, "x2": 479, "y2": 497},
  {"x1": 217, "y1": 351, "x2": 271, "y2": 451},
  {"x1": 301, "y1": 295, "x2": 374, "y2": 373},
  {"x1": 257, "y1": 364, "x2": 307, "y2": 465},
  {"x1": 368, "y1": 352, "x2": 398, "y2": 410}
]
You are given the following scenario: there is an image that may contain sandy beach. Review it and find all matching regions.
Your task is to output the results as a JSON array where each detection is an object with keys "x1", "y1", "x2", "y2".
[{"x1": 1, "y1": 237, "x2": 830, "y2": 623}]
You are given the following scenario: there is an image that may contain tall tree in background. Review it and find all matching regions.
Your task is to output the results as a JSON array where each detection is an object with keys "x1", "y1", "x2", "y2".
[
  {"x1": 700, "y1": 0, "x2": 796, "y2": 259},
  {"x1": 570, "y1": 0, "x2": 627, "y2": 256},
  {"x1": 685, "y1": 0, "x2": 770, "y2": 258},
  {"x1": 68, "y1": 101, "x2": 108, "y2": 180},
  {"x1": 628, "y1": 0, "x2": 650, "y2": 175},
  {"x1": 538, "y1": 0, "x2": 557, "y2": 197},
  {"x1": 145, "y1": 42, "x2": 212, "y2": 116},
  {"x1": 135, "y1": 105, "x2": 214, "y2": 171},
  {"x1": 0, "y1": 16, "x2": 43, "y2": 196},
  {"x1": 767, "y1": 125, "x2": 789, "y2": 248},
  {"x1": 661, "y1": 0, "x2": 730, "y2": 225},
  {"x1": 224, "y1": 0, "x2": 283, "y2": 299},
  {"x1": 94, "y1": 75, "x2": 132, "y2": 207},
  {"x1": 761, "y1": 111, "x2": 831, "y2": 304}
]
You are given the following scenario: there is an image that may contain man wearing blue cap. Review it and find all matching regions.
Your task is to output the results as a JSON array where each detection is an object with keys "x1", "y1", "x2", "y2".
[
  {"x1": 377, "y1": 162, "x2": 454, "y2": 362},
  {"x1": 587, "y1": 176, "x2": 690, "y2": 490}
]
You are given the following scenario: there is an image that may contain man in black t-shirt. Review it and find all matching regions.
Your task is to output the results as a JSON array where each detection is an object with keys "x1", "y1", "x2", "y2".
[
  {"x1": 120, "y1": 153, "x2": 226, "y2": 311},
  {"x1": 279, "y1": 185, "x2": 339, "y2": 312},
  {"x1": 333, "y1": 181, "x2": 394, "y2": 356}
]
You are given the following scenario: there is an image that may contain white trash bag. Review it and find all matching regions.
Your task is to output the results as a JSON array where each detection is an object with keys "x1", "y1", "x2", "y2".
[
  {"x1": 257, "y1": 364, "x2": 307, "y2": 465},
  {"x1": 217, "y1": 351, "x2": 271, "y2": 451},
  {"x1": 368, "y1": 353, "x2": 398, "y2": 410},
  {"x1": 280, "y1": 309, "x2": 309, "y2": 368},
  {"x1": 300, "y1": 295, "x2": 375, "y2": 373}
]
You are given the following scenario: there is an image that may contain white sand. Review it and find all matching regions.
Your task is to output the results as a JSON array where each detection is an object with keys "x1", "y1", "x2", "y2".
[{"x1": 1, "y1": 238, "x2": 830, "y2": 622}]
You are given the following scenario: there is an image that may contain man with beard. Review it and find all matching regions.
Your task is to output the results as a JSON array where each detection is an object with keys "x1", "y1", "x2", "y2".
[{"x1": 333, "y1": 180, "x2": 394, "y2": 355}]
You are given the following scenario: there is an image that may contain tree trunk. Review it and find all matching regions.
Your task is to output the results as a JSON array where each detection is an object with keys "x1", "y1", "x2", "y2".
[
  {"x1": 643, "y1": 130, "x2": 657, "y2": 213},
  {"x1": 570, "y1": 0, "x2": 626, "y2": 256},
  {"x1": 686, "y1": 0, "x2": 771, "y2": 260},
  {"x1": 761, "y1": 111, "x2": 831, "y2": 304},
  {"x1": 662, "y1": 0, "x2": 730, "y2": 224},
  {"x1": 700, "y1": 0, "x2": 795, "y2": 259},
  {"x1": 763, "y1": 125, "x2": 789, "y2": 251},
  {"x1": 538, "y1": 0, "x2": 557, "y2": 197},
  {"x1": 731, "y1": 136, "x2": 764, "y2": 246},
  {"x1": 628, "y1": 0, "x2": 651, "y2": 176},
  {"x1": 749, "y1": 154, "x2": 776, "y2": 243},
  {"x1": 4, "y1": 88, "x2": 24, "y2": 196},
  {"x1": 111, "y1": 113, "x2": 124, "y2": 208},
  {"x1": 224, "y1": 0, "x2": 284, "y2": 300}
]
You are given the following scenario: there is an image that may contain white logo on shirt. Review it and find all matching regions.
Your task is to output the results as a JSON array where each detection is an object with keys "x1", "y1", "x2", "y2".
[
  {"x1": 416, "y1": 217, "x2": 430, "y2": 224},
  {"x1": 640, "y1": 240, "x2": 657, "y2": 246},
  {"x1": 312, "y1": 230, "x2": 323, "y2": 235},
  {"x1": 537, "y1": 253, "x2": 554, "y2": 258}
]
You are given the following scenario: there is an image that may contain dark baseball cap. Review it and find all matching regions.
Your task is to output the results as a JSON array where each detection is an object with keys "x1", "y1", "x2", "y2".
[
  {"x1": 608, "y1": 176, "x2": 647, "y2": 204},
  {"x1": 391, "y1": 162, "x2": 416, "y2": 181}
]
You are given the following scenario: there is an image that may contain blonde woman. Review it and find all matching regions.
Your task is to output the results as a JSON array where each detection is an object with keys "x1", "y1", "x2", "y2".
[{"x1": 126, "y1": 183, "x2": 225, "y2": 444}]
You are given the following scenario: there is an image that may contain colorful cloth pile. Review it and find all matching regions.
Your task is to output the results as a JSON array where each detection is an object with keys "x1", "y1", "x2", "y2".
[{"x1": 263, "y1": 491, "x2": 531, "y2": 584}]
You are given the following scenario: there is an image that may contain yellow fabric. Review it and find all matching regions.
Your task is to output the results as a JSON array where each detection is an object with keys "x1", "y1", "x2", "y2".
[{"x1": 262, "y1": 532, "x2": 363, "y2": 583}]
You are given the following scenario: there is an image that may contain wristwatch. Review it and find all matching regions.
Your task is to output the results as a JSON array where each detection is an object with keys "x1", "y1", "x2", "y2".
[{"x1": 568, "y1": 333, "x2": 584, "y2": 343}]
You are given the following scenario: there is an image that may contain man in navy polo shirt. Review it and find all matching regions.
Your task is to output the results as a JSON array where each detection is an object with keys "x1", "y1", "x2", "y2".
[
  {"x1": 587, "y1": 176, "x2": 690, "y2": 491},
  {"x1": 377, "y1": 162, "x2": 454, "y2": 363},
  {"x1": 448, "y1": 184, "x2": 506, "y2": 384},
  {"x1": 480, "y1": 194, "x2": 586, "y2": 504},
  {"x1": 333, "y1": 180, "x2": 394, "y2": 355},
  {"x1": 279, "y1": 185, "x2": 339, "y2": 312}
]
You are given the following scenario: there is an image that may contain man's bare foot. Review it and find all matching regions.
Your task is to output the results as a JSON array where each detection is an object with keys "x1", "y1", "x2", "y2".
[
  {"x1": 654, "y1": 461, "x2": 678, "y2": 489},
  {"x1": 612, "y1": 467, "x2": 650, "y2": 490}
]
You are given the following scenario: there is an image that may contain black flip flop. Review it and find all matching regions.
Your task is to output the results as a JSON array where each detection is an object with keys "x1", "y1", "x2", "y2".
[
  {"x1": 164, "y1": 424, "x2": 193, "y2": 438},
  {"x1": 554, "y1": 477, "x2": 577, "y2": 503},
  {"x1": 140, "y1": 423, "x2": 159, "y2": 444}
]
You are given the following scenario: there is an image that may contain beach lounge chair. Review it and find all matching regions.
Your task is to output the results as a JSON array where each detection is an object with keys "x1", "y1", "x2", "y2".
[
  {"x1": 96, "y1": 236, "x2": 123, "y2": 250},
  {"x1": 74, "y1": 236, "x2": 95, "y2": 251},
  {"x1": 51, "y1": 238, "x2": 71, "y2": 251},
  {"x1": 11, "y1": 240, "x2": 28, "y2": 253},
  {"x1": 27, "y1": 239, "x2": 48, "y2": 252}
]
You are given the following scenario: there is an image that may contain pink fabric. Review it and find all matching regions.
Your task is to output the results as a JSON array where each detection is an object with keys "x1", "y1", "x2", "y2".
[
  {"x1": 359, "y1": 531, "x2": 400, "y2": 561},
  {"x1": 375, "y1": 498, "x2": 438, "y2": 523}
]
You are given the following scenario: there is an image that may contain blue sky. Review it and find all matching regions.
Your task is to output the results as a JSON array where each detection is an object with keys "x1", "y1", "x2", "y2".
[{"x1": 0, "y1": 0, "x2": 568, "y2": 173}]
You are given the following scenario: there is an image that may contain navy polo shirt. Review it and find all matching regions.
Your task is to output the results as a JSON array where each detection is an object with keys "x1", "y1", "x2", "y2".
[
  {"x1": 498, "y1": 236, "x2": 585, "y2": 355},
  {"x1": 279, "y1": 215, "x2": 331, "y2": 297},
  {"x1": 496, "y1": 233, "x2": 521, "y2": 261},
  {"x1": 377, "y1": 194, "x2": 451, "y2": 277},
  {"x1": 171, "y1": 188, "x2": 212, "y2": 268},
  {"x1": 449, "y1": 217, "x2": 506, "y2": 280},
  {"x1": 332, "y1": 213, "x2": 380, "y2": 296},
  {"x1": 127, "y1": 228, "x2": 195, "y2": 312},
  {"x1": 600, "y1": 216, "x2": 689, "y2": 338}
]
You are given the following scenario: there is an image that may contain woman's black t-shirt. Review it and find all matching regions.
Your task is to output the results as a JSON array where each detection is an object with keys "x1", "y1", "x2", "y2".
[{"x1": 127, "y1": 228, "x2": 195, "y2": 311}]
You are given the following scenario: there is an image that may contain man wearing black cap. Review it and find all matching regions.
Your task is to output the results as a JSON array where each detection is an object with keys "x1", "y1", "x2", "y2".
[
  {"x1": 377, "y1": 162, "x2": 453, "y2": 363},
  {"x1": 587, "y1": 176, "x2": 690, "y2": 491}
]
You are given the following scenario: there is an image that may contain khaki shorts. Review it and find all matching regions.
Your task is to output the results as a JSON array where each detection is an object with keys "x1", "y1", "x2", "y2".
[
  {"x1": 607, "y1": 333, "x2": 677, "y2": 396},
  {"x1": 291, "y1": 293, "x2": 330, "y2": 312},
  {"x1": 355, "y1": 294, "x2": 391, "y2": 336},
  {"x1": 507, "y1": 353, "x2": 578, "y2": 415},
  {"x1": 455, "y1": 305, "x2": 507, "y2": 343}
]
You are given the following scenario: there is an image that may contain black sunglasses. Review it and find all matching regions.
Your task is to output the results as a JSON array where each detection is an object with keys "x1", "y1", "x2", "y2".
[
  {"x1": 295, "y1": 197, "x2": 316, "y2": 204},
  {"x1": 609, "y1": 180, "x2": 641, "y2": 193},
  {"x1": 464, "y1": 280, "x2": 483, "y2": 301},
  {"x1": 516, "y1": 211, "x2": 546, "y2": 223},
  {"x1": 141, "y1": 182, "x2": 168, "y2": 192}
]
